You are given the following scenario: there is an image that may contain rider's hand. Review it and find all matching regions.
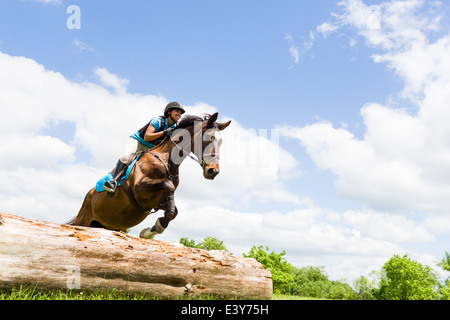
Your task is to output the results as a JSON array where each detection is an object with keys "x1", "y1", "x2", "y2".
[{"x1": 163, "y1": 127, "x2": 175, "y2": 137}]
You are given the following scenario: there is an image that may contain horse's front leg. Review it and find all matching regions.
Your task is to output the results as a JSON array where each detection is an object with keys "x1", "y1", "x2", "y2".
[
  {"x1": 140, "y1": 181, "x2": 178, "y2": 239},
  {"x1": 139, "y1": 203, "x2": 178, "y2": 239}
]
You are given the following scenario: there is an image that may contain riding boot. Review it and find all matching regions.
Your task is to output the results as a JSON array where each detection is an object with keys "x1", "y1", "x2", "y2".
[{"x1": 104, "y1": 160, "x2": 127, "y2": 193}]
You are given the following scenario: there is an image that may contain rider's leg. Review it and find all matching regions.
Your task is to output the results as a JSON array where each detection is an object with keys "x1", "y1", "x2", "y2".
[
  {"x1": 103, "y1": 159, "x2": 127, "y2": 193},
  {"x1": 104, "y1": 138, "x2": 140, "y2": 193}
]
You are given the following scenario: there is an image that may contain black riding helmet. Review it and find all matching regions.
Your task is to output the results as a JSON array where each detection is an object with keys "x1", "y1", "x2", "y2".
[{"x1": 164, "y1": 101, "x2": 185, "y2": 117}]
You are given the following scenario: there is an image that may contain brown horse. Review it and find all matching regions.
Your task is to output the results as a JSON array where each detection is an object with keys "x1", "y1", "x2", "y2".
[{"x1": 69, "y1": 113, "x2": 231, "y2": 239}]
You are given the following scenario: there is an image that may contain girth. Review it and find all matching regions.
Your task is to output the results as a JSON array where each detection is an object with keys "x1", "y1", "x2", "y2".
[
  {"x1": 121, "y1": 178, "x2": 146, "y2": 213},
  {"x1": 118, "y1": 149, "x2": 175, "y2": 214}
]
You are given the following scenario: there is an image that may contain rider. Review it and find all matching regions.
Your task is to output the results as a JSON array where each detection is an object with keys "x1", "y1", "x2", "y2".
[{"x1": 103, "y1": 101, "x2": 185, "y2": 193}]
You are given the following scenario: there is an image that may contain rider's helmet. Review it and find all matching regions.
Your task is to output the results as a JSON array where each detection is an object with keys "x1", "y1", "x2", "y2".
[{"x1": 164, "y1": 101, "x2": 185, "y2": 117}]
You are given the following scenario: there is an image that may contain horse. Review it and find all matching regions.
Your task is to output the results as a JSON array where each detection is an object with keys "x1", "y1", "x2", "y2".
[{"x1": 68, "y1": 112, "x2": 231, "y2": 239}]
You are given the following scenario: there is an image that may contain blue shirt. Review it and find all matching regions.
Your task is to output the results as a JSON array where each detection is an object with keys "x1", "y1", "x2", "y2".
[{"x1": 130, "y1": 116, "x2": 175, "y2": 149}]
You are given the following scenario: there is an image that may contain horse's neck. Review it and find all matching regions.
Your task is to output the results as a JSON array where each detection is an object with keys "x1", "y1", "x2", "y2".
[{"x1": 151, "y1": 129, "x2": 194, "y2": 167}]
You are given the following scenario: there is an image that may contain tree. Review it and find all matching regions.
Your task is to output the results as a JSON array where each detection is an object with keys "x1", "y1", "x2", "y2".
[
  {"x1": 438, "y1": 251, "x2": 450, "y2": 300},
  {"x1": 290, "y1": 266, "x2": 356, "y2": 299},
  {"x1": 377, "y1": 254, "x2": 439, "y2": 300},
  {"x1": 180, "y1": 237, "x2": 196, "y2": 248},
  {"x1": 243, "y1": 245, "x2": 295, "y2": 294},
  {"x1": 179, "y1": 237, "x2": 229, "y2": 252},
  {"x1": 353, "y1": 275, "x2": 376, "y2": 300},
  {"x1": 290, "y1": 266, "x2": 329, "y2": 297},
  {"x1": 438, "y1": 251, "x2": 450, "y2": 271},
  {"x1": 242, "y1": 245, "x2": 357, "y2": 299},
  {"x1": 439, "y1": 280, "x2": 450, "y2": 300},
  {"x1": 196, "y1": 237, "x2": 229, "y2": 251}
]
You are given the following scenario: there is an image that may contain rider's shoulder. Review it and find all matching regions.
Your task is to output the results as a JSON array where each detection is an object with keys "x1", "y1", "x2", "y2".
[{"x1": 149, "y1": 115, "x2": 164, "y2": 127}]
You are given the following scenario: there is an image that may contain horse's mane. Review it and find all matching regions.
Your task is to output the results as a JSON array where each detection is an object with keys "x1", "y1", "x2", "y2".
[
  {"x1": 176, "y1": 114, "x2": 211, "y2": 129},
  {"x1": 155, "y1": 114, "x2": 212, "y2": 147}
]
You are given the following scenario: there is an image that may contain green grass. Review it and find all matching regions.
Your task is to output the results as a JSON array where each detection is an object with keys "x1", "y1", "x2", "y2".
[
  {"x1": 0, "y1": 285, "x2": 161, "y2": 300},
  {"x1": 271, "y1": 293, "x2": 329, "y2": 300},
  {"x1": 0, "y1": 286, "x2": 256, "y2": 300},
  {"x1": 1, "y1": 285, "x2": 329, "y2": 300}
]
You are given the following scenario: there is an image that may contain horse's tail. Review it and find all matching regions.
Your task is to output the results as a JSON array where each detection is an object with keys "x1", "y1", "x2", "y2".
[
  {"x1": 65, "y1": 217, "x2": 77, "y2": 225},
  {"x1": 67, "y1": 187, "x2": 95, "y2": 227}
]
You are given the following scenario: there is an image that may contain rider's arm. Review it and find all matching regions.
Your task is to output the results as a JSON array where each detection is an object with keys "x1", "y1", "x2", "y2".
[{"x1": 144, "y1": 125, "x2": 165, "y2": 142}]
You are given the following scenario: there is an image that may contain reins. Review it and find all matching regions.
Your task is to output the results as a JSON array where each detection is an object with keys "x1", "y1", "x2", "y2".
[{"x1": 169, "y1": 132, "x2": 220, "y2": 170}]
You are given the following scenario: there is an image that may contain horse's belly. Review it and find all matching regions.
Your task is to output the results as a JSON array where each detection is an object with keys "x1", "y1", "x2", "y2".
[{"x1": 91, "y1": 189, "x2": 151, "y2": 230}]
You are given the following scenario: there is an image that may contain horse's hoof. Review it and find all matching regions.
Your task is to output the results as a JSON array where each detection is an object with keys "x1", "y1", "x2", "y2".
[{"x1": 140, "y1": 227, "x2": 157, "y2": 239}]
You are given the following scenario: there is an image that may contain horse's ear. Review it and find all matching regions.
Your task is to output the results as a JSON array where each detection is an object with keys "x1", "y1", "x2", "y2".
[
  {"x1": 206, "y1": 112, "x2": 219, "y2": 128},
  {"x1": 218, "y1": 120, "x2": 231, "y2": 131}
]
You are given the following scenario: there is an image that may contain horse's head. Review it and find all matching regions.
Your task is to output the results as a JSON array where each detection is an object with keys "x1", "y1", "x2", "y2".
[
  {"x1": 169, "y1": 112, "x2": 231, "y2": 179},
  {"x1": 198, "y1": 112, "x2": 231, "y2": 180}
]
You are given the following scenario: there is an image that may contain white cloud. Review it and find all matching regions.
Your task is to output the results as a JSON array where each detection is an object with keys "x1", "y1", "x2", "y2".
[
  {"x1": 317, "y1": 22, "x2": 340, "y2": 38},
  {"x1": 285, "y1": 33, "x2": 300, "y2": 64},
  {"x1": 289, "y1": 45, "x2": 300, "y2": 64},
  {"x1": 285, "y1": 31, "x2": 316, "y2": 65},
  {"x1": 269, "y1": 1, "x2": 450, "y2": 279},
  {"x1": 95, "y1": 67, "x2": 129, "y2": 95},
  {"x1": 2, "y1": 0, "x2": 450, "y2": 281},
  {"x1": 0, "y1": 48, "x2": 404, "y2": 281},
  {"x1": 0, "y1": 50, "x2": 302, "y2": 228},
  {"x1": 155, "y1": 201, "x2": 404, "y2": 280},
  {"x1": 280, "y1": 0, "x2": 450, "y2": 214},
  {"x1": 72, "y1": 39, "x2": 95, "y2": 53},
  {"x1": 343, "y1": 210, "x2": 435, "y2": 243},
  {"x1": 174, "y1": 119, "x2": 303, "y2": 209}
]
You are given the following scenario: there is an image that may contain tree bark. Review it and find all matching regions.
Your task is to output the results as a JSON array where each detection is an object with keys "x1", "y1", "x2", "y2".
[{"x1": 0, "y1": 213, "x2": 272, "y2": 299}]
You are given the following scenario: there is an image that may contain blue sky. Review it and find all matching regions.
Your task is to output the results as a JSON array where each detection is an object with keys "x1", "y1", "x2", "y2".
[
  {"x1": 1, "y1": 0, "x2": 450, "y2": 282},
  {"x1": 0, "y1": 0, "x2": 400, "y2": 128}
]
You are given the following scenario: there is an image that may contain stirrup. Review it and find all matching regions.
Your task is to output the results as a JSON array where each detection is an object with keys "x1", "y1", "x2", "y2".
[{"x1": 104, "y1": 180, "x2": 117, "y2": 193}]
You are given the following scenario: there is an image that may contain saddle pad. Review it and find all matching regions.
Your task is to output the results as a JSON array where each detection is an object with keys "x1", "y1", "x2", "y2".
[{"x1": 95, "y1": 155, "x2": 141, "y2": 192}]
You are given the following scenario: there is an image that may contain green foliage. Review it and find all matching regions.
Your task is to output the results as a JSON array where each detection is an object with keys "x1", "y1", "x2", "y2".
[
  {"x1": 180, "y1": 237, "x2": 450, "y2": 300},
  {"x1": 353, "y1": 275, "x2": 376, "y2": 300},
  {"x1": 290, "y1": 266, "x2": 356, "y2": 299},
  {"x1": 180, "y1": 237, "x2": 229, "y2": 252},
  {"x1": 376, "y1": 254, "x2": 439, "y2": 300},
  {"x1": 439, "y1": 280, "x2": 450, "y2": 300},
  {"x1": 180, "y1": 237, "x2": 197, "y2": 248},
  {"x1": 196, "y1": 237, "x2": 229, "y2": 251},
  {"x1": 243, "y1": 245, "x2": 356, "y2": 299},
  {"x1": 243, "y1": 245, "x2": 295, "y2": 294},
  {"x1": 438, "y1": 251, "x2": 450, "y2": 272}
]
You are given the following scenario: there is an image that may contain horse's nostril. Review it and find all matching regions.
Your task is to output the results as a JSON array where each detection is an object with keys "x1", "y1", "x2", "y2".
[{"x1": 207, "y1": 168, "x2": 216, "y2": 176}]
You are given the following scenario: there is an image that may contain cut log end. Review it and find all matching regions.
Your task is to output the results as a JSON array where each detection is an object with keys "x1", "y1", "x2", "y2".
[{"x1": 0, "y1": 213, "x2": 272, "y2": 299}]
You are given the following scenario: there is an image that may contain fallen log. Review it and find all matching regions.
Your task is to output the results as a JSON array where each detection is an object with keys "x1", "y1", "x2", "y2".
[{"x1": 0, "y1": 213, "x2": 272, "y2": 299}]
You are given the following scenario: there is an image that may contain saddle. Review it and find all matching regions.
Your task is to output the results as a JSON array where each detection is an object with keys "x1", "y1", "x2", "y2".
[
  {"x1": 95, "y1": 152, "x2": 162, "y2": 214},
  {"x1": 95, "y1": 153, "x2": 141, "y2": 193}
]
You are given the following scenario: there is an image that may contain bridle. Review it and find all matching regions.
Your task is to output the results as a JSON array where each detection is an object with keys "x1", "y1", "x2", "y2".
[
  {"x1": 145, "y1": 126, "x2": 221, "y2": 181},
  {"x1": 169, "y1": 128, "x2": 221, "y2": 169}
]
